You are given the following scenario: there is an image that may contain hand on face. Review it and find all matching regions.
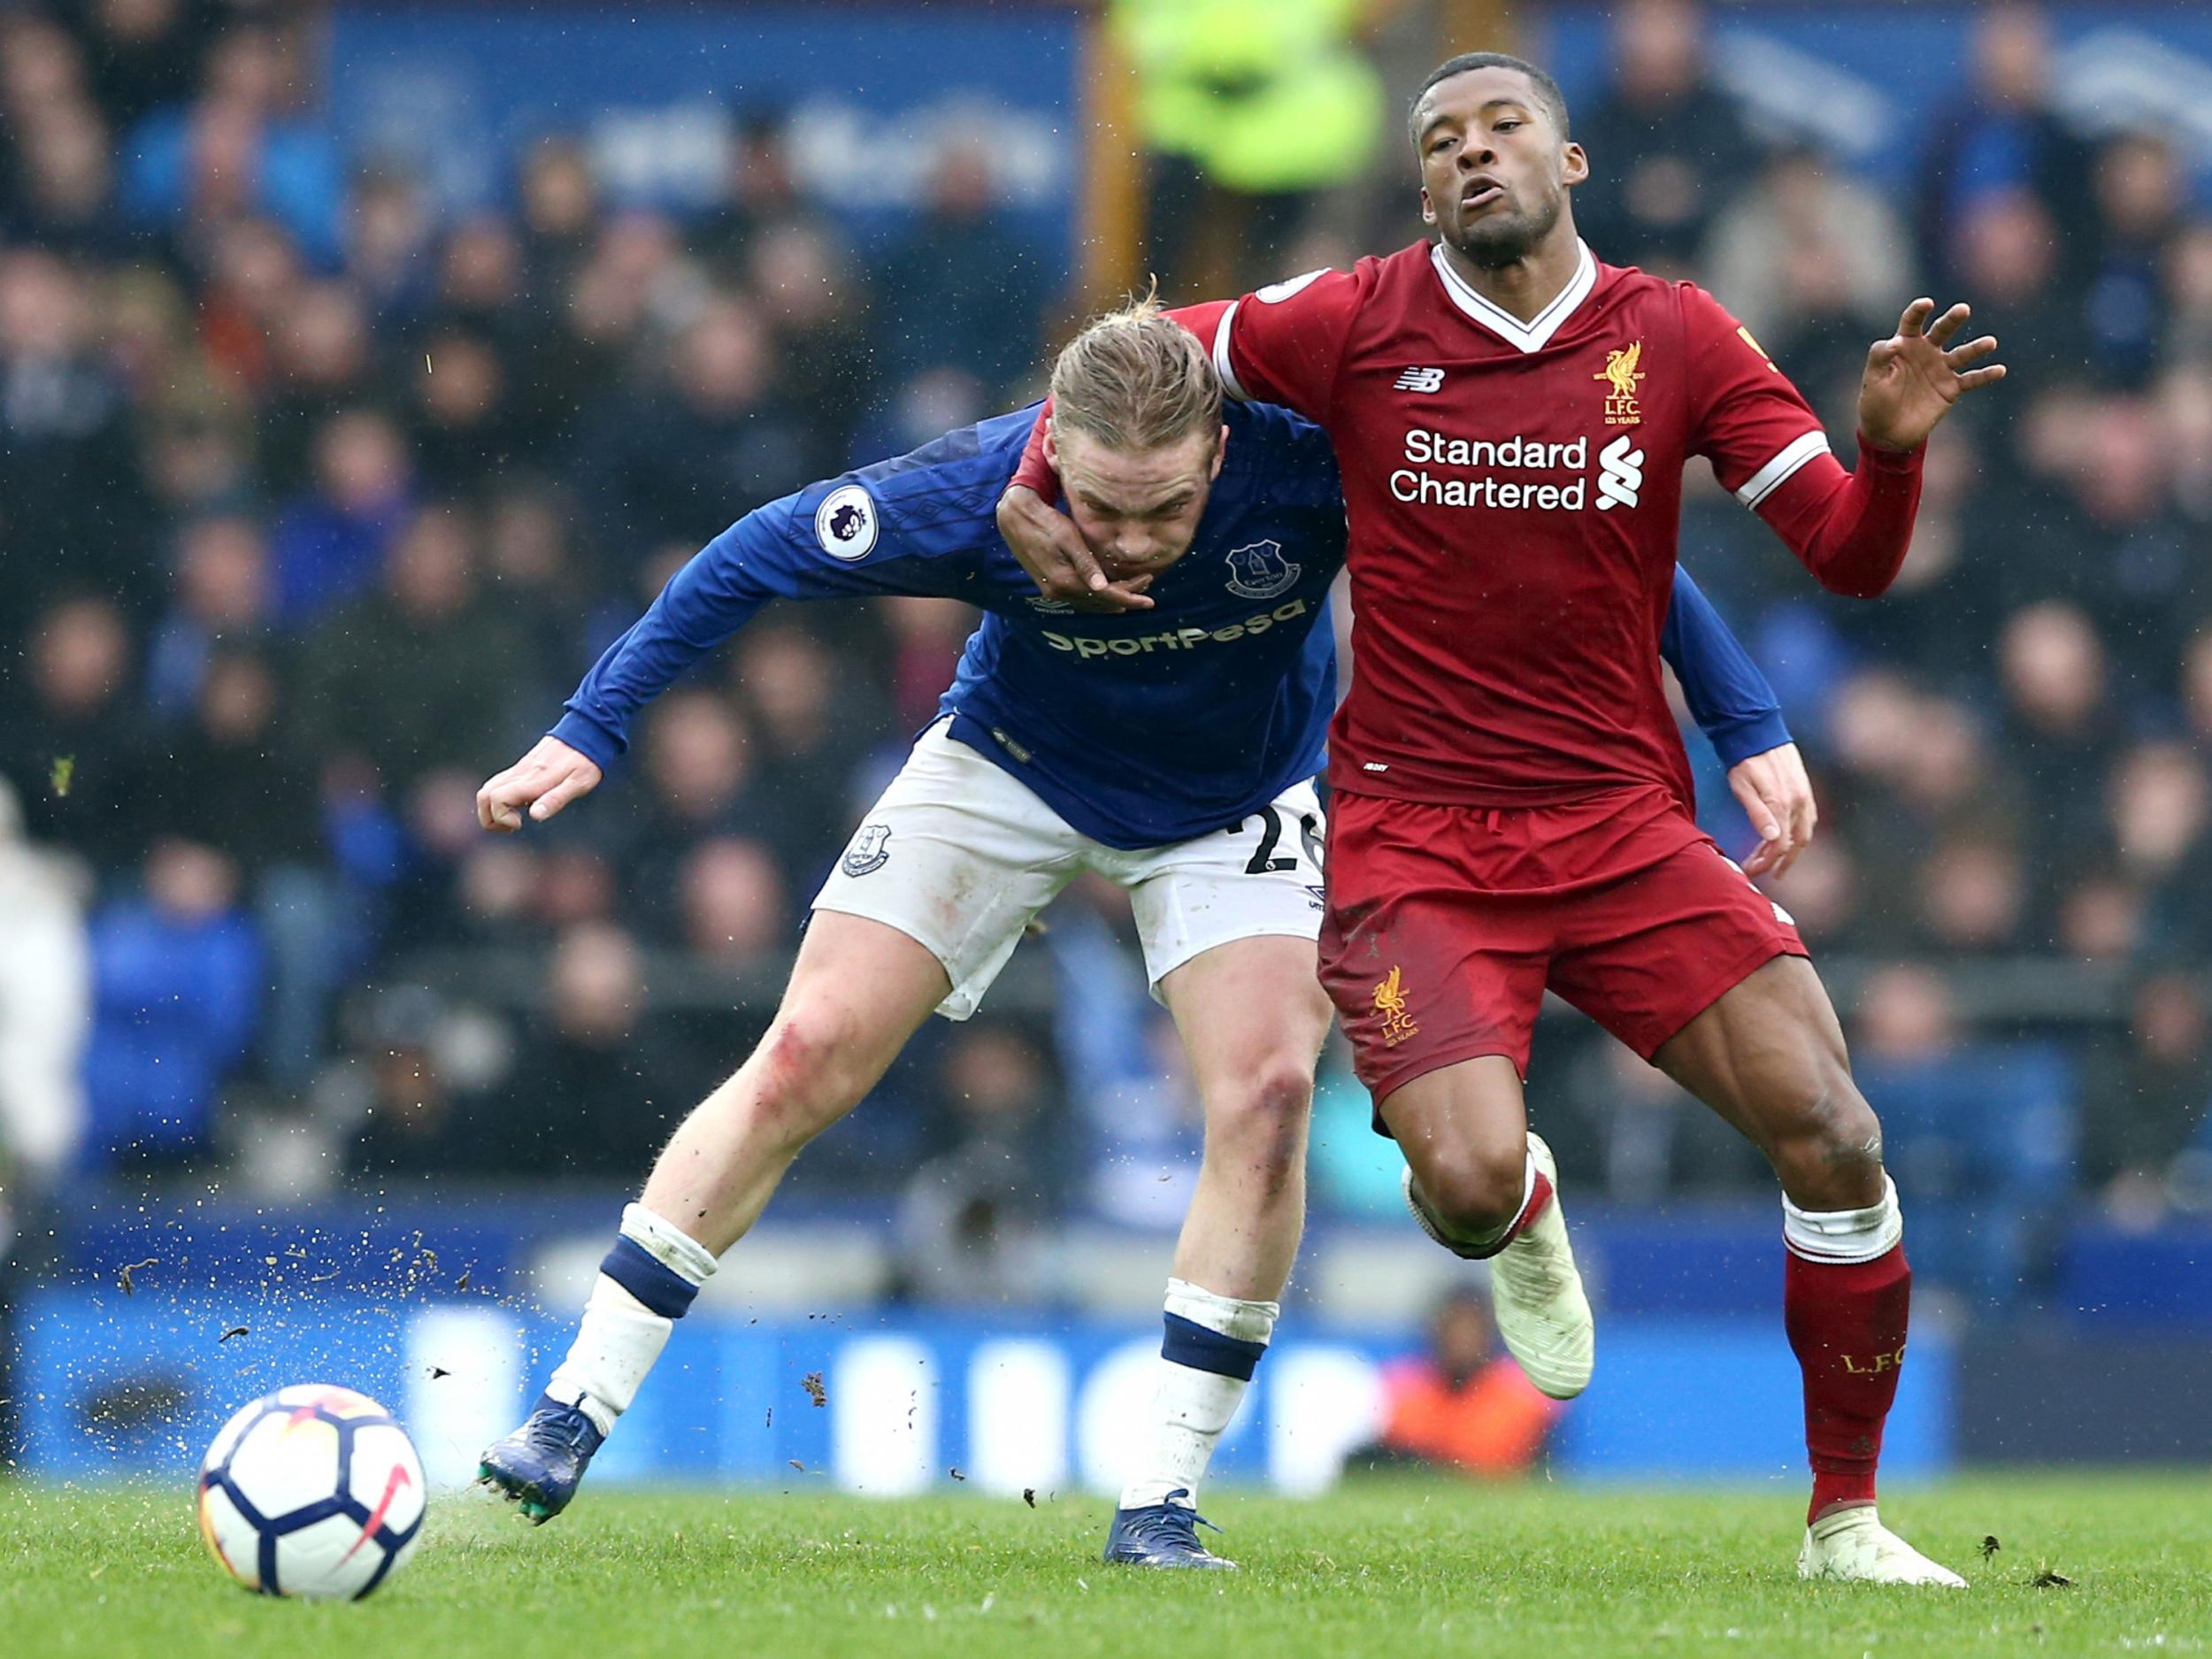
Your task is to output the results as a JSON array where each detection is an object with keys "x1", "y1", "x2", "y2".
[
  {"x1": 1000, "y1": 422, "x2": 1224, "y2": 612},
  {"x1": 996, "y1": 485, "x2": 1156, "y2": 613}
]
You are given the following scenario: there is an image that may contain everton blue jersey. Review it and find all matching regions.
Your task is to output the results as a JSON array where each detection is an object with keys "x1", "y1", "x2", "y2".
[{"x1": 553, "y1": 402, "x2": 1788, "y2": 849}]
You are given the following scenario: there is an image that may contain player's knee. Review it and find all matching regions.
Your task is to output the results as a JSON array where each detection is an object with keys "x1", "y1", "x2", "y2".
[
  {"x1": 1204, "y1": 1060, "x2": 1312, "y2": 1199},
  {"x1": 1416, "y1": 1141, "x2": 1529, "y2": 1240},
  {"x1": 742, "y1": 1010, "x2": 872, "y2": 1146},
  {"x1": 1766, "y1": 1072, "x2": 1885, "y2": 1209}
]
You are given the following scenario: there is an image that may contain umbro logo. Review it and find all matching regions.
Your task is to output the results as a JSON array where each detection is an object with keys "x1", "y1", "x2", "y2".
[{"x1": 1394, "y1": 366, "x2": 1446, "y2": 394}]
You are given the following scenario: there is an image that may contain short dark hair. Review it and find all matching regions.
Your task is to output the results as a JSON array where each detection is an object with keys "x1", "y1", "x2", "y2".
[{"x1": 1408, "y1": 51, "x2": 1571, "y2": 147}]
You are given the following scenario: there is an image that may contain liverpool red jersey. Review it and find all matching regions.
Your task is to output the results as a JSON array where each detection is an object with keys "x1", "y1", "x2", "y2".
[{"x1": 1207, "y1": 240, "x2": 1832, "y2": 809}]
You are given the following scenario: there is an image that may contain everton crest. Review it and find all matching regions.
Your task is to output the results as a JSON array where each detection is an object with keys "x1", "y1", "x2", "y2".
[
  {"x1": 841, "y1": 823, "x2": 892, "y2": 877},
  {"x1": 1224, "y1": 539, "x2": 1300, "y2": 600}
]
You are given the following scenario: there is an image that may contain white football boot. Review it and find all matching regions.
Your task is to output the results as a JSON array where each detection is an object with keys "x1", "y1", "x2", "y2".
[
  {"x1": 1797, "y1": 1507, "x2": 1967, "y2": 1586},
  {"x1": 1403, "y1": 1131, "x2": 1594, "y2": 1399}
]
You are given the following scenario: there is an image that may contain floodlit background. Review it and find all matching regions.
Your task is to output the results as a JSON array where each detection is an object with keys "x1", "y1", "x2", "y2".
[{"x1": 2, "y1": 0, "x2": 2209, "y2": 1495}]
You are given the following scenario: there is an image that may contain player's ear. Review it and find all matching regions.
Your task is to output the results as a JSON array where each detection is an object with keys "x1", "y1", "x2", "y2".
[
  {"x1": 1561, "y1": 142, "x2": 1589, "y2": 189},
  {"x1": 1210, "y1": 424, "x2": 1228, "y2": 480},
  {"x1": 1042, "y1": 418, "x2": 1060, "y2": 472},
  {"x1": 1419, "y1": 182, "x2": 1439, "y2": 227}
]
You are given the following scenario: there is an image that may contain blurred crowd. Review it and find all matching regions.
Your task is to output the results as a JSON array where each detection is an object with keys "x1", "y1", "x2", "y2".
[{"x1": 2, "y1": 0, "x2": 2210, "y2": 1310}]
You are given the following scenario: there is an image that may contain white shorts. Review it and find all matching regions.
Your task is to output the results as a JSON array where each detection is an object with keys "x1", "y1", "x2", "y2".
[{"x1": 812, "y1": 721, "x2": 1325, "y2": 1019}]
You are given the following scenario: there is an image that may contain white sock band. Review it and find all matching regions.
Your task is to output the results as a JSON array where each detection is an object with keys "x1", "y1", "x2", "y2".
[
  {"x1": 1163, "y1": 1276, "x2": 1280, "y2": 1345},
  {"x1": 1783, "y1": 1173, "x2": 1903, "y2": 1265},
  {"x1": 619, "y1": 1201, "x2": 718, "y2": 1286},
  {"x1": 1120, "y1": 1279, "x2": 1280, "y2": 1511},
  {"x1": 541, "y1": 1205, "x2": 719, "y2": 1436}
]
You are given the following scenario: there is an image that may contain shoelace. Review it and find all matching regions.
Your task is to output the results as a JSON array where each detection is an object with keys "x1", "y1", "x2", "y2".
[
  {"x1": 518, "y1": 1407, "x2": 598, "y2": 1458},
  {"x1": 1126, "y1": 1494, "x2": 1223, "y2": 1551}
]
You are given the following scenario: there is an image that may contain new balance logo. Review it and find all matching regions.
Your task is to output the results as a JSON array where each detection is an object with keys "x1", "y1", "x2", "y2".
[
  {"x1": 1394, "y1": 366, "x2": 1446, "y2": 394},
  {"x1": 1595, "y1": 433, "x2": 1644, "y2": 511}
]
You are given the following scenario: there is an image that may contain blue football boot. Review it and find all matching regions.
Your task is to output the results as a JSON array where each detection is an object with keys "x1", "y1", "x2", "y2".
[
  {"x1": 477, "y1": 1393, "x2": 605, "y2": 1524},
  {"x1": 1102, "y1": 1489, "x2": 1237, "y2": 1569}
]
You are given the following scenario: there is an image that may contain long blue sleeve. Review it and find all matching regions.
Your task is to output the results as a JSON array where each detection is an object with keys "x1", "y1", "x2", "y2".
[
  {"x1": 1662, "y1": 565, "x2": 1791, "y2": 768},
  {"x1": 553, "y1": 511, "x2": 787, "y2": 767},
  {"x1": 549, "y1": 415, "x2": 1031, "y2": 768},
  {"x1": 534, "y1": 399, "x2": 1345, "y2": 849}
]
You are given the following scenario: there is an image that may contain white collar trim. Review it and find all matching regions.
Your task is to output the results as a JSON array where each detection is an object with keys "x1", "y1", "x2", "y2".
[{"x1": 1428, "y1": 239, "x2": 1598, "y2": 353}]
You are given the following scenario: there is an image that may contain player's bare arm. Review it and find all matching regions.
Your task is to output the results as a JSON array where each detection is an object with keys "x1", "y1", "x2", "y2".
[
  {"x1": 476, "y1": 733, "x2": 603, "y2": 832},
  {"x1": 1857, "y1": 298, "x2": 2005, "y2": 452},
  {"x1": 1728, "y1": 742, "x2": 1816, "y2": 879}
]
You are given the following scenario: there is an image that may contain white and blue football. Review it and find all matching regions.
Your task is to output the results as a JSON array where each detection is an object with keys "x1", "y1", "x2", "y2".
[{"x1": 196, "y1": 1384, "x2": 426, "y2": 1600}]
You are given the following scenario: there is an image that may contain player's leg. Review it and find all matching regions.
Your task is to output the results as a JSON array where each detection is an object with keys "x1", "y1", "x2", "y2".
[
  {"x1": 478, "y1": 913, "x2": 949, "y2": 1519},
  {"x1": 1548, "y1": 839, "x2": 1962, "y2": 1586},
  {"x1": 633, "y1": 914, "x2": 946, "y2": 1256},
  {"x1": 1379, "y1": 1056, "x2": 1531, "y2": 1246},
  {"x1": 1101, "y1": 790, "x2": 1329, "y2": 1568},
  {"x1": 1317, "y1": 789, "x2": 1594, "y2": 1401},
  {"x1": 1158, "y1": 933, "x2": 1329, "y2": 1302},
  {"x1": 1101, "y1": 933, "x2": 1331, "y2": 1567},
  {"x1": 1377, "y1": 1058, "x2": 1594, "y2": 1402},
  {"x1": 1651, "y1": 958, "x2": 1962, "y2": 1586},
  {"x1": 484, "y1": 723, "x2": 1074, "y2": 1520}
]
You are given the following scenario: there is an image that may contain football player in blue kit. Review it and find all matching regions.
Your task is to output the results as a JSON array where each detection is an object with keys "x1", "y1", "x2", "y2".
[{"x1": 473, "y1": 302, "x2": 1815, "y2": 1567}]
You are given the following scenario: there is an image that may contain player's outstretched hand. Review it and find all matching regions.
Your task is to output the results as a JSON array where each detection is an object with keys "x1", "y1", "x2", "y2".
[
  {"x1": 1729, "y1": 741, "x2": 1816, "y2": 879},
  {"x1": 1858, "y1": 297, "x2": 2005, "y2": 453},
  {"x1": 996, "y1": 484, "x2": 1156, "y2": 613},
  {"x1": 477, "y1": 734, "x2": 603, "y2": 833}
]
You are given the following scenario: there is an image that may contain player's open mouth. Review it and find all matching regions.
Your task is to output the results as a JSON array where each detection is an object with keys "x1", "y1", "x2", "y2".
[{"x1": 1460, "y1": 179, "x2": 1505, "y2": 211}]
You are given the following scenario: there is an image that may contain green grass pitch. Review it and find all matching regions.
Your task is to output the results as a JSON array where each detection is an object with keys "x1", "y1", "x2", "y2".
[{"x1": 4, "y1": 1474, "x2": 2207, "y2": 1658}]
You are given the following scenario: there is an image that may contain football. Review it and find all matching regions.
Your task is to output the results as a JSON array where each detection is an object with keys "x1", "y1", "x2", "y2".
[{"x1": 195, "y1": 1385, "x2": 427, "y2": 1601}]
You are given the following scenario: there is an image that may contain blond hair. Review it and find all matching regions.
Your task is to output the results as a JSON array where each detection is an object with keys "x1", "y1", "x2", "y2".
[{"x1": 1048, "y1": 290, "x2": 1222, "y2": 454}]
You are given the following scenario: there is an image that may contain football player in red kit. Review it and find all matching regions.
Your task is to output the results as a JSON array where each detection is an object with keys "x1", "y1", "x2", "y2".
[{"x1": 998, "y1": 52, "x2": 2003, "y2": 1585}]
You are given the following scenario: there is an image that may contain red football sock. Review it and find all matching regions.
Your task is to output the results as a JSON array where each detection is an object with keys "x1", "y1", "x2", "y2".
[
  {"x1": 1784, "y1": 1242, "x2": 1911, "y2": 1523},
  {"x1": 1513, "y1": 1166, "x2": 1555, "y2": 1237}
]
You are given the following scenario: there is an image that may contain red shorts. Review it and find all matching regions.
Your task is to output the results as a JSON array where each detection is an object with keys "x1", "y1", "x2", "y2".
[{"x1": 1319, "y1": 783, "x2": 1807, "y2": 1110}]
